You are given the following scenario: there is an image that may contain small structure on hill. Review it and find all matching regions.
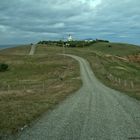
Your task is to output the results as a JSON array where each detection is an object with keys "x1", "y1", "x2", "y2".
[
  {"x1": 85, "y1": 38, "x2": 93, "y2": 42},
  {"x1": 67, "y1": 34, "x2": 73, "y2": 41}
]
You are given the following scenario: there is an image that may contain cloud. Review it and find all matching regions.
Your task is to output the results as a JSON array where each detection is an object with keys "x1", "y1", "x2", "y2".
[{"x1": 0, "y1": 0, "x2": 140, "y2": 45}]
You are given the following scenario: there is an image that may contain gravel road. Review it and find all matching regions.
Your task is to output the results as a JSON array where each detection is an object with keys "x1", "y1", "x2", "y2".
[
  {"x1": 29, "y1": 44, "x2": 36, "y2": 55},
  {"x1": 16, "y1": 54, "x2": 140, "y2": 140}
]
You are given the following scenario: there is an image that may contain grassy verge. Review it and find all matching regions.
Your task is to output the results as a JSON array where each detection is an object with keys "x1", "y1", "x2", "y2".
[
  {"x1": 64, "y1": 42, "x2": 140, "y2": 100},
  {"x1": 0, "y1": 46, "x2": 81, "y2": 136},
  {"x1": 87, "y1": 54, "x2": 140, "y2": 100},
  {"x1": 0, "y1": 42, "x2": 139, "y2": 138},
  {"x1": 0, "y1": 45, "x2": 31, "y2": 55}
]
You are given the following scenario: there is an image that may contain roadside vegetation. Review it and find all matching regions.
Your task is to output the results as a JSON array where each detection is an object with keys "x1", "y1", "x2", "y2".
[
  {"x1": 0, "y1": 63, "x2": 9, "y2": 72},
  {"x1": 0, "y1": 46, "x2": 81, "y2": 137},
  {"x1": 65, "y1": 42, "x2": 140, "y2": 100},
  {"x1": 37, "y1": 41, "x2": 140, "y2": 100},
  {"x1": 0, "y1": 41, "x2": 140, "y2": 138},
  {"x1": 0, "y1": 45, "x2": 31, "y2": 55}
]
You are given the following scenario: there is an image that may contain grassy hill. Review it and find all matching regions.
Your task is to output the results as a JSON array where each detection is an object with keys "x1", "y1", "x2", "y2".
[
  {"x1": 0, "y1": 45, "x2": 81, "y2": 137},
  {"x1": 88, "y1": 42, "x2": 140, "y2": 56},
  {"x1": 65, "y1": 42, "x2": 140, "y2": 100},
  {"x1": 35, "y1": 42, "x2": 140, "y2": 100},
  {"x1": 0, "y1": 42, "x2": 140, "y2": 138}
]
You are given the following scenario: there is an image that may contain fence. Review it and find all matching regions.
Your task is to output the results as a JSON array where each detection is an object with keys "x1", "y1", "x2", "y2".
[
  {"x1": 0, "y1": 80, "x2": 49, "y2": 94},
  {"x1": 107, "y1": 73, "x2": 134, "y2": 89}
]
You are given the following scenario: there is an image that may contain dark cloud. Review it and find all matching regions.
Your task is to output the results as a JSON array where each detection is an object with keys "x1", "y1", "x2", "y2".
[{"x1": 0, "y1": 0, "x2": 140, "y2": 45}]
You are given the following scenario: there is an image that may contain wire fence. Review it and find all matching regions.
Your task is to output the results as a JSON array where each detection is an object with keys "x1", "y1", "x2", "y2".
[
  {"x1": 0, "y1": 80, "x2": 50, "y2": 93},
  {"x1": 107, "y1": 73, "x2": 134, "y2": 88}
]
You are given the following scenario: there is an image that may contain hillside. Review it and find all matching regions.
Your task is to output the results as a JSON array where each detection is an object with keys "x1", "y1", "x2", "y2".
[
  {"x1": 64, "y1": 42, "x2": 140, "y2": 100},
  {"x1": 34, "y1": 41, "x2": 140, "y2": 100},
  {"x1": 0, "y1": 42, "x2": 140, "y2": 138},
  {"x1": 0, "y1": 45, "x2": 81, "y2": 137},
  {"x1": 89, "y1": 42, "x2": 140, "y2": 56}
]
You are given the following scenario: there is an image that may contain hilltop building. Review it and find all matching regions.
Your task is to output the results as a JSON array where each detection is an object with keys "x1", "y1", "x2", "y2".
[
  {"x1": 68, "y1": 34, "x2": 73, "y2": 41},
  {"x1": 85, "y1": 38, "x2": 93, "y2": 42}
]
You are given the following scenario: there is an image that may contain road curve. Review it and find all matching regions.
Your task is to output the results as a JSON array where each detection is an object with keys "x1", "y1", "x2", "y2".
[{"x1": 17, "y1": 54, "x2": 140, "y2": 140}]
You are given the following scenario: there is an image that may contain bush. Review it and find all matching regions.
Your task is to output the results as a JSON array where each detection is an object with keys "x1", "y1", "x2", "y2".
[
  {"x1": 0, "y1": 63, "x2": 9, "y2": 72},
  {"x1": 96, "y1": 39, "x2": 109, "y2": 43}
]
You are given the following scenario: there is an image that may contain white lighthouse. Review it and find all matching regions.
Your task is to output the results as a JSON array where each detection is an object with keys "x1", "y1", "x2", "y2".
[{"x1": 68, "y1": 34, "x2": 73, "y2": 41}]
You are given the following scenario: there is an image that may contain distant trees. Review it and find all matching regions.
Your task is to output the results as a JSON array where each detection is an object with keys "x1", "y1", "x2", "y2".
[
  {"x1": 96, "y1": 39, "x2": 109, "y2": 43},
  {"x1": 0, "y1": 63, "x2": 9, "y2": 72},
  {"x1": 37, "y1": 41, "x2": 48, "y2": 44},
  {"x1": 37, "y1": 40, "x2": 63, "y2": 46},
  {"x1": 37, "y1": 39, "x2": 110, "y2": 48}
]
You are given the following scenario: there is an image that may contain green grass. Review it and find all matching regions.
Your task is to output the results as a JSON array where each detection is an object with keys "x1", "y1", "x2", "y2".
[
  {"x1": 63, "y1": 42, "x2": 140, "y2": 100},
  {"x1": 0, "y1": 45, "x2": 31, "y2": 55},
  {"x1": 89, "y1": 42, "x2": 140, "y2": 56},
  {"x1": 0, "y1": 46, "x2": 81, "y2": 137},
  {"x1": 0, "y1": 42, "x2": 140, "y2": 138}
]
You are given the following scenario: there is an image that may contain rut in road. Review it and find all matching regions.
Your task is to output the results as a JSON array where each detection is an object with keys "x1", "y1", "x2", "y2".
[{"x1": 16, "y1": 54, "x2": 140, "y2": 140}]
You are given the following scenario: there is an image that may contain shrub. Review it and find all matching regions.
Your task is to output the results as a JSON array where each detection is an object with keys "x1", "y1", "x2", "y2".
[
  {"x1": 0, "y1": 63, "x2": 9, "y2": 72},
  {"x1": 96, "y1": 39, "x2": 109, "y2": 43}
]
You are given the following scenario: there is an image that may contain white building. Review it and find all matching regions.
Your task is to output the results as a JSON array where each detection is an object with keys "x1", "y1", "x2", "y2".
[{"x1": 68, "y1": 34, "x2": 73, "y2": 41}]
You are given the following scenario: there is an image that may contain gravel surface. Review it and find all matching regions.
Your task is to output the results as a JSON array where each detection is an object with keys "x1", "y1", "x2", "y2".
[
  {"x1": 16, "y1": 54, "x2": 140, "y2": 140},
  {"x1": 29, "y1": 44, "x2": 36, "y2": 55}
]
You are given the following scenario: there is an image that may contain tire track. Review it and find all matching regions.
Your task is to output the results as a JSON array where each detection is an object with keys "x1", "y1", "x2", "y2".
[{"x1": 16, "y1": 54, "x2": 140, "y2": 140}]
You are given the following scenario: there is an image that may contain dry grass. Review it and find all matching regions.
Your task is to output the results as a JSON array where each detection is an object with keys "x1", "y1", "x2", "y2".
[
  {"x1": 0, "y1": 43, "x2": 139, "y2": 138},
  {"x1": 0, "y1": 46, "x2": 81, "y2": 136},
  {"x1": 0, "y1": 45, "x2": 31, "y2": 55},
  {"x1": 64, "y1": 44, "x2": 140, "y2": 100}
]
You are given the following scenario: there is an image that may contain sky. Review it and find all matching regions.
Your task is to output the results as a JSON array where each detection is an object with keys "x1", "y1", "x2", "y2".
[{"x1": 0, "y1": 0, "x2": 140, "y2": 45}]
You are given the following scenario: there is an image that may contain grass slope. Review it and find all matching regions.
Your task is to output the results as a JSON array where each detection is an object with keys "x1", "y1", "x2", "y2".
[
  {"x1": 89, "y1": 42, "x2": 140, "y2": 56},
  {"x1": 35, "y1": 42, "x2": 140, "y2": 100},
  {"x1": 0, "y1": 45, "x2": 81, "y2": 137},
  {"x1": 0, "y1": 42, "x2": 140, "y2": 138},
  {"x1": 65, "y1": 42, "x2": 140, "y2": 100}
]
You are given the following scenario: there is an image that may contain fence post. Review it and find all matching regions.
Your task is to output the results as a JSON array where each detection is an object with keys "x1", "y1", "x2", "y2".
[
  {"x1": 110, "y1": 74, "x2": 112, "y2": 81},
  {"x1": 118, "y1": 78, "x2": 121, "y2": 85},
  {"x1": 124, "y1": 80, "x2": 127, "y2": 87},
  {"x1": 23, "y1": 85, "x2": 26, "y2": 92},
  {"x1": 115, "y1": 77, "x2": 117, "y2": 84},
  {"x1": 8, "y1": 84, "x2": 10, "y2": 93},
  {"x1": 130, "y1": 81, "x2": 134, "y2": 88},
  {"x1": 43, "y1": 81, "x2": 45, "y2": 93}
]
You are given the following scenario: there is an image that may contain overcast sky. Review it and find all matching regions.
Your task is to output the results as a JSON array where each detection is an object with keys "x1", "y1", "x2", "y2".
[{"x1": 0, "y1": 0, "x2": 140, "y2": 45}]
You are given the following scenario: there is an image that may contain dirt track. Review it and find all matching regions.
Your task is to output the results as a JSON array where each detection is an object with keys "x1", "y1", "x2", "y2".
[
  {"x1": 16, "y1": 54, "x2": 140, "y2": 140},
  {"x1": 29, "y1": 44, "x2": 36, "y2": 55}
]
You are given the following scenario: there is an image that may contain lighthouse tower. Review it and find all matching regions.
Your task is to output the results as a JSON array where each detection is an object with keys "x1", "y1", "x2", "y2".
[{"x1": 68, "y1": 34, "x2": 73, "y2": 41}]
